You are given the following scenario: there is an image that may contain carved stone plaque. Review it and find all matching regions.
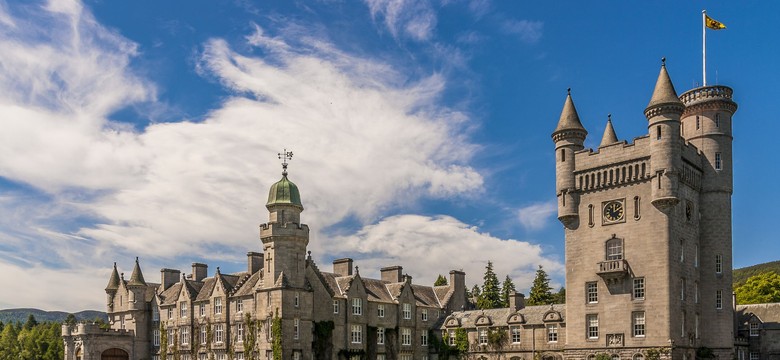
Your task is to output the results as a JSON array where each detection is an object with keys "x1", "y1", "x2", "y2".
[{"x1": 606, "y1": 333, "x2": 624, "y2": 347}]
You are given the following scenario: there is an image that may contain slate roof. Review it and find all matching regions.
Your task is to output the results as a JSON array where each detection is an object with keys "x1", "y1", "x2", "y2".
[
  {"x1": 316, "y1": 270, "x2": 450, "y2": 308},
  {"x1": 442, "y1": 304, "x2": 566, "y2": 329},
  {"x1": 232, "y1": 271, "x2": 262, "y2": 297},
  {"x1": 737, "y1": 303, "x2": 780, "y2": 330}
]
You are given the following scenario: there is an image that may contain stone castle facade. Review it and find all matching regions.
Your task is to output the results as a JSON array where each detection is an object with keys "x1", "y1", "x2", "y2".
[{"x1": 64, "y1": 62, "x2": 779, "y2": 360}]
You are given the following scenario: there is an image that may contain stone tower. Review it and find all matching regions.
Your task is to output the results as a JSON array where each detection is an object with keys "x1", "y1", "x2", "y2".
[
  {"x1": 259, "y1": 153, "x2": 312, "y2": 359},
  {"x1": 554, "y1": 61, "x2": 736, "y2": 359}
]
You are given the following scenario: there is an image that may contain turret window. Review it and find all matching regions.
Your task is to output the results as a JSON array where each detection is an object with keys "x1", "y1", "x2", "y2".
[
  {"x1": 716, "y1": 113, "x2": 721, "y2": 128},
  {"x1": 588, "y1": 204, "x2": 594, "y2": 227},
  {"x1": 561, "y1": 149, "x2": 566, "y2": 162},
  {"x1": 696, "y1": 116, "x2": 700, "y2": 129},
  {"x1": 715, "y1": 254, "x2": 723, "y2": 274},
  {"x1": 716, "y1": 290, "x2": 723, "y2": 309},
  {"x1": 715, "y1": 152, "x2": 722, "y2": 170},
  {"x1": 633, "y1": 196, "x2": 641, "y2": 220},
  {"x1": 656, "y1": 126, "x2": 661, "y2": 140}
]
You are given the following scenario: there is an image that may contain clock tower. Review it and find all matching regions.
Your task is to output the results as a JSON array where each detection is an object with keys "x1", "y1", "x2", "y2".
[{"x1": 554, "y1": 60, "x2": 737, "y2": 359}]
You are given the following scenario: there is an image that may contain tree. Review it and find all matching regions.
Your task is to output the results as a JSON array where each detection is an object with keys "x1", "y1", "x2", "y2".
[
  {"x1": 735, "y1": 271, "x2": 780, "y2": 304},
  {"x1": 434, "y1": 274, "x2": 448, "y2": 286},
  {"x1": 64, "y1": 314, "x2": 77, "y2": 327},
  {"x1": 500, "y1": 275, "x2": 517, "y2": 307},
  {"x1": 23, "y1": 314, "x2": 38, "y2": 330},
  {"x1": 470, "y1": 284, "x2": 481, "y2": 300},
  {"x1": 554, "y1": 287, "x2": 566, "y2": 304},
  {"x1": 477, "y1": 261, "x2": 502, "y2": 309},
  {"x1": 527, "y1": 265, "x2": 554, "y2": 306}
]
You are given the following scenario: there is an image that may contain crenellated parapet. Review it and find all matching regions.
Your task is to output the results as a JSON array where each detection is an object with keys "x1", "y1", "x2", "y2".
[{"x1": 680, "y1": 85, "x2": 737, "y2": 115}]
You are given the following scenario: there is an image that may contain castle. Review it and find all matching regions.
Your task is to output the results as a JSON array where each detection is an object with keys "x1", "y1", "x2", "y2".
[{"x1": 63, "y1": 62, "x2": 780, "y2": 360}]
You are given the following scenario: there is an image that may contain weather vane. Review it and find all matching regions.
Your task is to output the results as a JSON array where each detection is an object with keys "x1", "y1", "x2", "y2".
[{"x1": 278, "y1": 149, "x2": 293, "y2": 175}]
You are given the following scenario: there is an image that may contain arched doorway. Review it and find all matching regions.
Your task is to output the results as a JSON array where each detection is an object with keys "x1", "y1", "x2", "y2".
[{"x1": 101, "y1": 348, "x2": 129, "y2": 360}]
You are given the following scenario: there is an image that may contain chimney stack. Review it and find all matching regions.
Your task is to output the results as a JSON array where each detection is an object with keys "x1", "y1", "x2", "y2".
[
  {"x1": 247, "y1": 252, "x2": 264, "y2": 274},
  {"x1": 381, "y1": 266, "x2": 403, "y2": 283},
  {"x1": 192, "y1": 263, "x2": 207, "y2": 282},
  {"x1": 509, "y1": 292, "x2": 525, "y2": 310},
  {"x1": 333, "y1": 258, "x2": 353, "y2": 276},
  {"x1": 160, "y1": 268, "x2": 180, "y2": 291}
]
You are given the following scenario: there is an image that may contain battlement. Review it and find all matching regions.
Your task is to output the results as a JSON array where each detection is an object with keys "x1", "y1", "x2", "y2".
[
  {"x1": 680, "y1": 85, "x2": 733, "y2": 106},
  {"x1": 575, "y1": 157, "x2": 650, "y2": 192},
  {"x1": 62, "y1": 323, "x2": 134, "y2": 337}
]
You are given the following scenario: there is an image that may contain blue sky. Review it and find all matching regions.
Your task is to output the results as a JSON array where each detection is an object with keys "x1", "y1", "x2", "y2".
[{"x1": 0, "y1": 0, "x2": 776, "y2": 312}]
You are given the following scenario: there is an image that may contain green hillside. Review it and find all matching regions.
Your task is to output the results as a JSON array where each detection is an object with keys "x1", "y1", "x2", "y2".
[
  {"x1": 0, "y1": 308, "x2": 105, "y2": 324},
  {"x1": 733, "y1": 260, "x2": 780, "y2": 288}
]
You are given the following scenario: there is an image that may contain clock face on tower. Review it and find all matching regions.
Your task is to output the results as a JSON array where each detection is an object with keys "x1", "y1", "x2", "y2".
[{"x1": 602, "y1": 200, "x2": 625, "y2": 224}]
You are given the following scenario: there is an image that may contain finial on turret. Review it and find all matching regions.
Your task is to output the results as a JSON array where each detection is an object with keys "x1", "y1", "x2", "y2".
[
  {"x1": 567, "y1": 87, "x2": 571, "y2": 95},
  {"x1": 608, "y1": 113, "x2": 612, "y2": 122},
  {"x1": 278, "y1": 149, "x2": 293, "y2": 176},
  {"x1": 661, "y1": 57, "x2": 666, "y2": 66}
]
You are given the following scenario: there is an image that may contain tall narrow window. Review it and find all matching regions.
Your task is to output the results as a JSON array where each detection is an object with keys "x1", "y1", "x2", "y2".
[
  {"x1": 606, "y1": 238, "x2": 623, "y2": 260},
  {"x1": 294, "y1": 319, "x2": 299, "y2": 339},
  {"x1": 378, "y1": 304, "x2": 385, "y2": 317},
  {"x1": 695, "y1": 314, "x2": 700, "y2": 339},
  {"x1": 680, "y1": 239, "x2": 685, "y2": 263},
  {"x1": 333, "y1": 300, "x2": 339, "y2": 314},
  {"x1": 403, "y1": 303, "x2": 412, "y2": 319},
  {"x1": 681, "y1": 311, "x2": 686, "y2": 338},
  {"x1": 214, "y1": 298, "x2": 222, "y2": 315},
  {"x1": 237, "y1": 323, "x2": 244, "y2": 342},
  {"x1": 696, "y1": 116, "x2": 700, "y2": 129},
  {"x1": 695, "y1": 244, "x2": 699, "y2": 268},
  {"x1": 588, "y1": 204, "x2": 594, "y2": 227},
  {"x1": 547, "y1": 324, "x2": 558, "y2": 343},
  {"x1": 351, "y1": 325, "x2": 362, "y2": 344},
  {"x1": 750, "y1": 323, "x2": 759, "y2": 337},
  {"x1": 633, "y1": 196, "x2": 640, "y2": 220},
  {"x1": 294, "y1": 292, "x2": 299, "y2": 307},
  {"x1": 511, "y1": 327, "x2": 521, "y2": 343},
  {"x1": 632, "y1": 312, "x2": 646, "y2": 337},
  {"x1": 586, "y1": 314, "x2": 599, "y2": 339},
  {"x1": 236, "y1": 299, "x2": 243, "y2": 313},
  {"x1": 715, "y1": 254, "x2": 723, "y2": 274},
  {"x1": 352, "y1": 298, "x2": 362, "y2": 315},
  {"x1": 377, "y1": 327, "x2": 385, "y2": 344},
  {"x1": 680, "y1": 278, "x2": 686, "y2": 300},
  {"x1": 716, "y1": 113, "x2": 720, "y2": 128},
  {"x1": 715, "y1": 152, "x2": 722, "y2": 170},
  {"x1": 694, "y1": 281, "x2": 699, "y2": 304},
  {"x1": 633, "y1": 278, "x2": 645, "y2": 300},
  {"x1": 561, "y1": 149, "x2": 566, "y2": 162},
  {"x1": 656, "y1": 126, "x2": 661, "y2": 140},
  {"x1": 716, "y1": 290, "x2": 723, "y2": 309},
  {"x1": 401, "y1": 328, "x2": 412, "y2": 345},
  {"x1": 586, "y1": 282, "x2": 598, "y2": 303}
]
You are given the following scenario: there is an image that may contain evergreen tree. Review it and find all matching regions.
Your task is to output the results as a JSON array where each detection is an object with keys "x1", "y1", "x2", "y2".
[
  {"x1": 470, "y1": 284, "x2": 481, "y2": 301},
  {"x1": 554, "y1": 287, "x2": 566, "y2": 304},
  {"x1": 434, "y1": 274, "x2": 448, "y2": 286},
  {"x1": 23, "y1": 314, "x2": 38, "y2": 330},
  {"x1": 527, "y1": 265, "x2": 554, "y2": 305},
  {"x1": 64, "y1": 314, "x2": 77, "y2": 327},
  {"x1": 500, "y1": 275, "x2": 517, "y2": 307},
  {"x1": 477, "y1": 261, "x2": 502, "y2": 309}
]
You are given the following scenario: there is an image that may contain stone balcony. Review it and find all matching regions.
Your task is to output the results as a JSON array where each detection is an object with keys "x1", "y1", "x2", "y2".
[{"x1": 597, "y1": 259, "x2": 629, "y2": 283}]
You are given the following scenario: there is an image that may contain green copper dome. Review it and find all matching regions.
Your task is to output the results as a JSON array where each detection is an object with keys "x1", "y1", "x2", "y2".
[{"x1": 267, "y1": 175, "x2": 303, "y2": 208}]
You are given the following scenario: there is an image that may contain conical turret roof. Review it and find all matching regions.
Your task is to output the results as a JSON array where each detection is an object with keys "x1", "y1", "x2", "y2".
[
  {"x1": 599, "y1": 116, "x2": 619, "y2": 147},
  {"x1": 127, "y1": 257, "x2": 147, "y2": 286},
  {"x1": 105, "y1": 262, "x2": 120, "y2": 291},
  {"x1": 554, "y1": 89, "x2": 587, "y2": 134},
  {"x1": 646, "y1": 60, "x2": 683, "y2": 109}
]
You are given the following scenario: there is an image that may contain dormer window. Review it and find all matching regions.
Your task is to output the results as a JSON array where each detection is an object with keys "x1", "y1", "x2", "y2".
[{"x1": 750, "y1": 322, "x2": 760, "y2": 337}]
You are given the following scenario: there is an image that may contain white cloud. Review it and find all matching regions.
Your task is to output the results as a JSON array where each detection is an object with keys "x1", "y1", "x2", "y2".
[
  {"x1": 364, "y1": 0, "x2": 437, "y2": 41},
  {"x1": 501, "y1": 19, "x2": 543, "y2": 44},
  {"x1": 517, "y1": 201, "x2": 556, "y2": 231},
  {"x1": 325, "y1": 214, "x2": 563, "y2": 292}
]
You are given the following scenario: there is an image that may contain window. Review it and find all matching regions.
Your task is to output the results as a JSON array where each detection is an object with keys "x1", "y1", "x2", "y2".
[
  {"x1": 199, "y1": 304, "x2": 205, "y2": 317},
  {"x1": 716, "y1": 254, "x2": 723, "y2": 274},
  {"x1": 377, "y1": 355, "x2": 386, "y2": 360},
  {"x1": 153, "y1": 307, "x2": 159, "y2": 321},
  {"x1": 606, "y1": 238, "x2": 623, "y2": 260},
  {"x1": 750, "y1": 353, "x2": 759, "y2": 360},
  {"x1": 153, "y1": 328, "x2": 160, "y2": 346},
  {"x1": 750, "y1": 322, "x2": 760, "y2": 337},
  {"x1": 214, "y1": 324, "x2": 224, "y2": 343},
  {"x1": 738, "y1": 350, "x2": 744, "y2": 360},
  {"x1": 561, "y1": 149, "x2": 565, "y2": 162},
  {"x1": 716, "y1": 290, "x2": 723, "y2": 309},
  {"x1": 680, "y1": 278, "x2": 686, "y2": 300},
  {"x1": 235, "y1": 354, "x2": 244, "y2": 360},
  {"x1": 587, "y1": 314, "x2": 599, "y2": 339},
  {"x1": 216, "y1": 354, "x2": 226, "y2": 360},
  {"x1": 294, "y1": 292, "x2": 299, "y2": 307},
  {"x1": 403, "y1": 303, "x2": 412, "y2": 319},
  {"x1": 547, "y1": 324, "x2": 558, "y2": 342},
  {"x1": 377, "y1": 327, "x2": 385, "y2": 345},
  {"x1": 633, "y1": 277, "x2": 645, "y2": 300},
  {"x1": 266, "y1": 292, "x2": 271, "y2": 308},
  {"x1": 401, "y1": 328, "x2": 412, "y2": 345},
  {"x1": 200, "y1": 326, "x2": 207, "y2": 345},
  {"x1": 351, "y1": 324, "x2": 362, "y2": 343},
  {"x1": 695, "y1": 244, "x2": 699, "y2": 268},
  {"x1": 716, "y1": 113, "x2": 720, "y2": 128},
  {"x1": 633, "y1": 312, "x2": 645, "y2": 337},
  {"x1": 422, "y1": 308, "x2": 428, "y2": 321},
  {"x1": 680, "y1": 239, "x2": 685, "y2": 262},
  {"x1": 681, "y1": 311, "x2": 686, "y2": 338},
  {"x1": 588, "y1": 204, "x2": 594, "y2": 227},
  {"x1": 400, "y1": 356, "x2": 412, "y2": 360},
  {"x1": 715, "y1": 152, "x2": 722, "y2": 170},
  {"x1": 333, "y1": 300, "x2": 339, "y2": 314},
  {"x1": 511, "y1": 326, "x2": 521, "y2": 343},
  {"x1": 695, "y1": 313, "x2": 700, "y2": 339},
  {"x1": 377, "y1": 304, "x2": 385, "y2": 317},
  {"x1": 292, "y1": 353, "x2": 299, "y2": 360},
  {"x1": 214, "y1": 298, "x2": 222, "y2": 315},
  {"x1": 167, "y1": 308, "x2": 173, "y2": 319},
  {"x1": 656, "y1": 125, "x2": 661, "y2": 140},
  {"x1": 633, "y1": 196, "x2": 640, "y2": 220},
  {"x1": 421, "y1": 332, "x2": 428, "y2": 346},
  {"x1": 696, "y1": 116, "x2": 700, "y2": 129},
  {"x1": 294, "y1": 318, "x2": 299, "y2": 340},
  {"x1": 586, "y1": 282, "x2": 598, "y2": 303},
  {"x1": 237, "y1": 323, "x2": 244, "y2": 342},
  {"x1": 695, "y1": 282, "x2": 699, "y2": 303},
  {"x1": 448, "y1": 330, "x2": 456, "y2": 346},
  {"x1": 352, "y1": 298, "x2": 362, "y2": 315},
  {"x1": 168, "y1": 329, "x2": 174, "y2": 346},
  {"x1": 236, "y1": 299, "x2": 243, "y2": 313},
  {"x1": 478, "y1": 328, "x2": 488, "y2": 345},
  {"x1": 181, "y1": 327, "x2": 189, "y2": 345}
]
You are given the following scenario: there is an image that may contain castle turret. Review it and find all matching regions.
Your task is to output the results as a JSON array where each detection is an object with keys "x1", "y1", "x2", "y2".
[
  {"x1": 644, "y1": 59, "x2": 684, "y2": 211},
  {"x1": 105, "y1": 262, "x2": 120, "y2": 310},
  {"x1": 599, "y1": 115, "x2": 619, "y2": 147},
  {"x1": 126, "y1": 257, "x2": 147, "y2": 310},
  {"x1": 552, "y1": 89, "x2": 587, "y2": 227}
]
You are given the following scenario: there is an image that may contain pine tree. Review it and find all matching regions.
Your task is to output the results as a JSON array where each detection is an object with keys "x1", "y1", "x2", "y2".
[
  {"x1": 527, "y1": 265, "x2": 554, "y2": 305},
  {"x1": 23, "y1": 314, "x2": 37, "y2": 330},
  {"x1": 434, "y1": 274, "x2": 448, "y2": 286},
  {"x1": 500, "y1": 275, "x2": 517, "y2": 307},
  {"x1": 470, "y1": 284, "x2": 481, "y2": 301},
  {"x1": 477, "y1": 261, "x2": 502, "y2": 309}
]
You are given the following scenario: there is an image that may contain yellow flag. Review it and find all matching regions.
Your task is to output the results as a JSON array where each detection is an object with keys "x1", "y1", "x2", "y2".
[{"x1": 706, "y1": 15, "x2": 726, "y2": 30}]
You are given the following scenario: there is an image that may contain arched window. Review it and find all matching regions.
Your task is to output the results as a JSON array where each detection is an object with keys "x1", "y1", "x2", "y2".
[
  {"x1": 101, "y1": 348, "x2": 129, "y2": 360},
  {"x1": 715, "y1": 113, "x2": 720, "y2": 128},
  {"x1": 633, "y1": 354, "x2": 645, "y2": 360},
  {"x1": 606, "y1": 238, "x2": 623, "y2": 260},
  {"x1": 588, "y1": 205, "x2": 594, "y2": 227},
  {"x1": 633, "y1": 196, "x2": 641, "y2": 220}
]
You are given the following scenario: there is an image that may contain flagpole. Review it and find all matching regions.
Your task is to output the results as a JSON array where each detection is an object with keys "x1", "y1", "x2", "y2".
[{"x1": 702, "y1": 10, "x2": 707, "y2": 86}]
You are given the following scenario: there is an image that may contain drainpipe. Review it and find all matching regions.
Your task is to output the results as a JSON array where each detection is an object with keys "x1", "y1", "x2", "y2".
[{"x1": 532, "y1": 326, "x2": 536, "y2": 359}]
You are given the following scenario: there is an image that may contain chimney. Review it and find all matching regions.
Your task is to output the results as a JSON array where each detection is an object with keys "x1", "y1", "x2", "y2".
[
  {"x1": 192, "y1": 263, "x2": 208, "y2": 282},
  {"x1": 381, "y1": 266, "x2": 403, "y2": 283},
  {"x1": 333, "y1": 258, "x2": 353, "y2": 276},
  {"x1": 247, "y1": 252, "x2": 264, "y2": 274},
  {"x1": 160, "y1": 268, "x2": 180, "y2": 291},
  {"x1": 449, "y1": 270, "x2": 467, "y2": 311},
  {"x1": 509, "y1": 292, "x2": 525, "y2": 310}
]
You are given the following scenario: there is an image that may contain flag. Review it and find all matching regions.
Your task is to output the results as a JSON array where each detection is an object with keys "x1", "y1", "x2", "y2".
[{"x1": 705, "y1": 15, "x2": 726, "y2": 30}]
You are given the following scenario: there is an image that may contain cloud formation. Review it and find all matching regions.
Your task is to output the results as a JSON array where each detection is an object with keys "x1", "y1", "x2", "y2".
[
  {"x1": 364, "y1": 0, "x2": 437, "y2": 41},
  {"x1": 501, "y1": 19, "x2": 544, "y2": 44},
  {"x1": 517, "y1": 201, "x2": 557, "y2": 231}
]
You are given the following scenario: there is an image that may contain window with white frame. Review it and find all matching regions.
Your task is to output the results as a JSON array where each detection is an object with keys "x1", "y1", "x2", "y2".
[
  {"x1": 716, "y1": 254, "x2": 723, "y2": 274},
  {"x1": 511, "y1": 326, "x2": 521, "y2": 343},
  {"x1": 750, "y1": 353, "x2": 759, "y2": 360},
  {"x1": 401, "y1": 328, "x2": 412, "y2": 345},
  {"x1": 199, "y1": 353, "x2": 207, "y2": 360},
  {"x1": 448, "y1": 330, "x2": 456, "y2": 346},
  {"x1": 214, "y1": 324, "x2": 224, "y2": 343},
  {"x1": 586, "y1": 282, "x2": 598, "y2": 303},
  {"x1": 750, "y1": 322, "x2": 760, "y2": 336},
  {"x1": 400, "y1": 355, "x2": 412, "y2": 360},
  {"x1": 633, "y1": 278, "x2": 645, "y2": 300},
  {"x1": 606, "y1": 238, "x2": 623, "y2": 260},
  {"x1": 632, "y1": 312, "x2": 645, "y2": 337},
  {"x1": 715, "y1": 152, "x2": 722, "y2": 170},
  {"x1": 377, "y1": 327, "x2": 385, "y2": 345},
  {"x1": 153, "y1": 307, "x2": 159, "y2": 321},
  {"x1": 352, "y1": 298, "x2": 362, "y2": 315},
  {"x1": 181, "y1": 355, "x2": 190, "y2": 360},
  {"x1": 237, "y1": 323, "x2": 244, "y2": 342},
  {"x1": 547, "y1": 324, "x2": 558, "y2": 342},
  {"x1": 294, "y1": 292, "x2": 300, "y2": 307},
  {"x1": 153, "y1": 328, "x2": 160, "y2": 346},
  {"x1": 199, "y1": 303, "x2": 206, "y2": 317},
  {"x1": 216, "y1": 354, "x2": 226, "y2": 360},
  {"x1": 200, "y1": 326, "x2": 207, "y2": 344},
  {"x1": 167, "y1": 308, "x2": 173, "y2": 319},
  {"x1": 478, "y1": 328, "x2": 488, "y2": 345},
  {"x1": 634, "y1": 354, "x2": 644, "y2": 360},
  {"x1": 294, "y1": 318, "x2": 299, "y2": 340},
  {"x1": 181, "y1": 327, "x2": 189, "y2": 345},
  {"x1": 422, "y1": 308, "x2": 428, "y2": 321},
  {"x1": 378, "y1": 304, "x2": 385, "y2": 317},
  {"x1": 587, "y1": 314, "x2": 599, "y2": 339},
  {"x1": 293, "y1": 353, "x2": 300, "y2": 360},
  {"x1": 235, "y1": 353, "x2": 244, "y2": 360},
  {"x1": 421, "y1": 332, "x2": 428, "y2": 346},
  {"x1": 167, "y1": 329, "x2": 174, "y2": 347},
  {"x1": 333, "y1": 300, "x2": 339, "y2": 314},
  {"x1": 716, "y1": 290, "x2": 723, "y2": 309},
  {"x1": 377, "y1": 355, "x2": 386, "y2": 360},
  {"x1": 351, "y1": 324, "x2": 362, "y2": 343},
  {"x1": 214, "y1": 298, "x2": 222, "y2": 315},
  {"x1": 236, "y1": 299, "x2": 243, "y2": 313},
  {"x1": 403, "y1": 303, "x2": 412, "y2": 319}
]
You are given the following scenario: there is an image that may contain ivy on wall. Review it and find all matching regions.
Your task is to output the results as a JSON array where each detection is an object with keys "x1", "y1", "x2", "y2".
[
  {"x1": 271, "y1": 310, "x2": 282, "y2": 360},
  {"x1": 312, "y1": 321, "x2": 334, "y2": 360}
]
